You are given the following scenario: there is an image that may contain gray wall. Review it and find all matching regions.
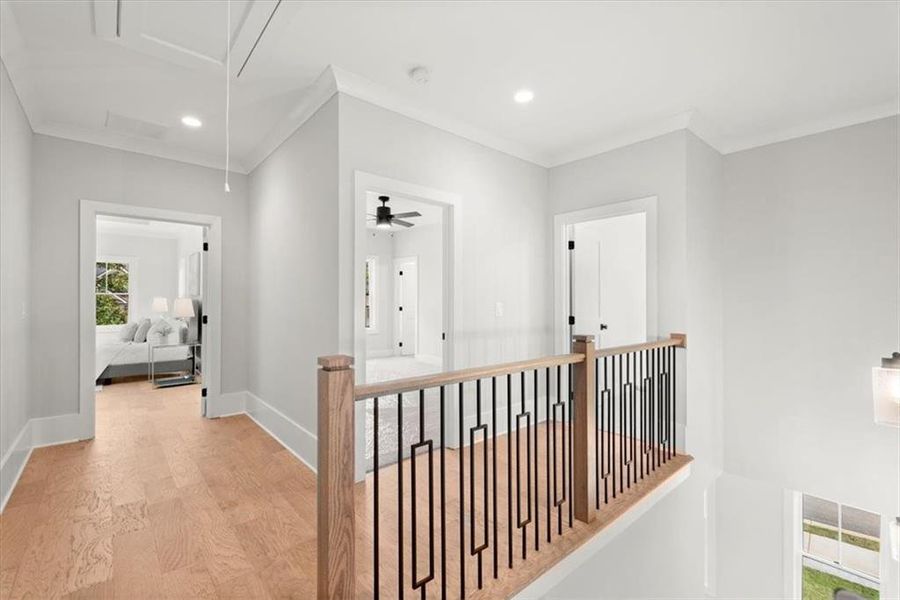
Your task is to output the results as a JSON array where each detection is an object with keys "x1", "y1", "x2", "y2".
[
  {"x1": 338, "y1": 94, "x2": 552, "y2": 371},
  {"x1": 723, "y1": 116, "x2": 899, "y2": 516},
  {"x1": 0, "y1": 61, "x2": 33, "y2": 461},
  {"x1": 247, "y1": 96, "x2": 340, "y2": 434},
  {"x1": 30, "y1": 135, "x2": 250, "y2": 417}
]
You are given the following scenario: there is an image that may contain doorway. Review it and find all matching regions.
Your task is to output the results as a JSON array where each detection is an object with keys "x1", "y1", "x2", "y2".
[
  {"x1": 554, "y1": 196, "x2": 658, "y2": 354},
  {"x1": 79, "y1": 200, "x2": 223, "y2": 440},
  {"x1": 570, "y1": 212, "x2": 647, "y2": 348}
]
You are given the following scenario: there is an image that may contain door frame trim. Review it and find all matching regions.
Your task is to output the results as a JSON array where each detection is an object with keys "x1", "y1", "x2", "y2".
[
  {"x1": 79, "y1": 200, "x2": 224, "y2": 440},
  {"x1": 553, "y1": 196, "x2": 658, "y2": 354}
]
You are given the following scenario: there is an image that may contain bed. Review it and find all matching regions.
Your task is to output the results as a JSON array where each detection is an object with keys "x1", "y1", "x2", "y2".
[{"x1": 95, "y1": 299, "x2": 201, "y2": 383}]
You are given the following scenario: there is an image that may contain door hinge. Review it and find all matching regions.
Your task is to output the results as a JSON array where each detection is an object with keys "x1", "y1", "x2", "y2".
[
  {"x1": 441, "y1": 332, "x2": 446, "y2": 341},
  {"x1": 399, "y1": 342, "x2": 403, "y2": 348},
  {"x1": 568, "y1": 315, "x2": 575, "y2": 326},
  {"x1": 202, "y1": 315, "x2": 208, "y2": 325},
  {"x1": 568, "y1": 240, "x2": 574, "y2": 250},
  {"x1": 203, "y1": 242, "x2": 209, "y2": 251},
  {"x1": 398, "y1": 306, "x2": 403, "y2": 311},
  {"x1": 201, "y1": 388, "x2": 208, "y2": 398},
  {"x1": 399, "y1": 270, "x2": 403, "y2": 276}
]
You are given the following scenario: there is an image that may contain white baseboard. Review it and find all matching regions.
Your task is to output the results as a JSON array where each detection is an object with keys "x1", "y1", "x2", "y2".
[
  {"x1": 513, "y1": 463, "x2": 692, "y2": 599},
  {"x1": 208, "y1": 391, "x2": 247, "y2": 418},
  {"x1": 0, "y1": 420, "x2": 33, "y2": 513},
  {"x1": 30, "y1": 412, "x2": 86, "y2": 447},
  {"x1": 245, "y1": 391, "x2": 317, "y2": 473}
]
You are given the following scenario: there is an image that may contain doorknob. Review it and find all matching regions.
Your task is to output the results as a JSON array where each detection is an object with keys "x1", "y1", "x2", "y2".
[{"x1": 600, "y1": 324, "x2": 608, "y2": 330}]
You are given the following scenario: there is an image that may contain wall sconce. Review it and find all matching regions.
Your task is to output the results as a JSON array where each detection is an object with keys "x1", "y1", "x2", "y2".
[{"x1": 873, "y1": 352, "x2": 900, "y2": 427}]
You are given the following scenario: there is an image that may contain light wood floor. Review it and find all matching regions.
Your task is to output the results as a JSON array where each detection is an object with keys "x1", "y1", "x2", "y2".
[
  {"x1": 0, "y1": 381, "x2": 318, "y2": 600},
  {"x1": 0, "y1": 381, "x2": 692, "y2": 599}
]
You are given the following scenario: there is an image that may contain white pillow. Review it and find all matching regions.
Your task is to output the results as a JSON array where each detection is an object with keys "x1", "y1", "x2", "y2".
[
  {"x1": 147, "y1": 318, "x2": 175, "y2": 344},
  {"x1": 133, "y1": 318, "x2": 152, "y2": 343},
  {"x1": 119, "y1": 322, "x2": 139, "y2": 341}
]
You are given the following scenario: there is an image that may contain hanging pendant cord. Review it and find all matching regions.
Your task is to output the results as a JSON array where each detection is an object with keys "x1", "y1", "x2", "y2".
[{"x1": 224, "y1": 0, "x2": 231, "y2": 193}]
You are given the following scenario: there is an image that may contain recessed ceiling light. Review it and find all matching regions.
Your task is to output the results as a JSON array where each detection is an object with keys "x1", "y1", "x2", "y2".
[
  {"x1": 514, "y1": 89, "x2": 534, "y2": 104},
  {"x1": 181, "y1": 115, "x2": 202, "y2": 128}
]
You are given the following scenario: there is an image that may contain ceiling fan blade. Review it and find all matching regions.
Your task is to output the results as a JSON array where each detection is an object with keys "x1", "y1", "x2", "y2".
[
  {"x1": 391, "y1": 211, "x2": 421, "y2": 219},
  {"x1": 392, "y1": 219, "x2": 415, "y2": 228}
]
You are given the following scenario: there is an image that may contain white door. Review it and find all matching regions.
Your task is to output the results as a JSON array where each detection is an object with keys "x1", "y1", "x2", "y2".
[
  {"x1": 570, "y1": 213, "x2": 647, "y2": 348},
  {"x1": 394, "y1": 257, "x2": 418, "y2": 356},
  {"x1": 200, "y1": 226, "x2": 208, "y2": 416}
]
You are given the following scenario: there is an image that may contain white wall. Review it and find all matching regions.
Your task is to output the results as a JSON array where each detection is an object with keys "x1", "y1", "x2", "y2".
[
  {"x1": 339, "y1": 94, "x2": 551, "y2": 372},
  {"x1": 30, "y1": 135, "x2": 250, "y2": 418},
  {"x1": 247, "y1": 96, "x2": 339, "y2": 444},
  {"x1": 96, "y1": 232, "x2": 178, "y2": 324},
  {"x1": 392, "y1": 223, "x2": 443, "y2": 361},
  {"x1": 365, "y1": 229, "x2": 395, "y2": 356},
  {"x1": 720, "y1": 116, "x2": 900, "y2": 597},
  {"x1": 0, "y1": 59, "x2": 33, "y2": 495},
  {"x1": 546, "y1": 131, "x2": 723, "y2": 598}
]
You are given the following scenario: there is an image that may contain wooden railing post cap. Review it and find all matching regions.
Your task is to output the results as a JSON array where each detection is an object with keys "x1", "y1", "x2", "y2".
[
  {"x1": 670, "y1": 333, "x2": 687, "y2": 348},
  {"x1": 572, "y1": 334, "x2": 595, "y2": 343},
  {"x1": 318, "y1": 355, "x2": 354, "y2": 371}
]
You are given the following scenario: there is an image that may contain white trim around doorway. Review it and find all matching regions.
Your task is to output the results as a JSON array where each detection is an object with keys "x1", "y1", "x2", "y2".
[
  {"x1": 553, "y1": 196, "x2": 659, "y2": 355},
  {"x1": 79, "y1": 200, "x2": 225, "y2": 441}
]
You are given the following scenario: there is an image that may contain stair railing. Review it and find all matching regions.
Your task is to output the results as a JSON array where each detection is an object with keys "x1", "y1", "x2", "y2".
[{"x1": 317, "y1": 333, "x2": 686, "y2": 599}]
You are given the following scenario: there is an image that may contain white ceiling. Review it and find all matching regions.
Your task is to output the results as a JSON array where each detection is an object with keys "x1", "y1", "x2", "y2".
[{"x1": 3, "y1": 1, "x2": 898, "y2": 172}]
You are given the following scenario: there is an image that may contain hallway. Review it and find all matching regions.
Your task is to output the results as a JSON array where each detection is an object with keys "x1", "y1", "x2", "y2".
[{"x1": 0, "y1": 382, "x2": 318, "y2": 599}]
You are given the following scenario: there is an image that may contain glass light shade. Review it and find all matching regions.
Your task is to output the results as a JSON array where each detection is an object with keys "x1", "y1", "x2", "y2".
[
  {"x1": 376, "y1": 220, "x2": 391, "y2": 230},
  {"x1": 173, "y1": 297, "x2": 195, "y2": 319},
  {"x1": 151, "y1": 297, "x2": 168, "y2": 313},
  {"x1": 873, "y1": 358, "x2": 900, "y2": 427}
]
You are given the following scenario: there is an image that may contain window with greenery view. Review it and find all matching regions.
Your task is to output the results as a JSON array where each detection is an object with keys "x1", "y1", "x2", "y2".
[
  {"x1": 96, "y1": 261, "x2": 130, "y2": 325},
  {"x1": 801, "y1": 493, "x2": 880, "y2": 600}
]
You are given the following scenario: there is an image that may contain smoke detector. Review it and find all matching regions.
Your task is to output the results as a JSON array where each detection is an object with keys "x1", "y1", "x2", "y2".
[{"x1": 408, "y1": 66, "x2": 431, "y2": 85}]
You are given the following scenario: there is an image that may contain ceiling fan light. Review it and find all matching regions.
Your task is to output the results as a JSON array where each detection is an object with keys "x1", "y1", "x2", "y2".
[{"x1": 376, "y1": 220, "x2": 391, "y2": 230}]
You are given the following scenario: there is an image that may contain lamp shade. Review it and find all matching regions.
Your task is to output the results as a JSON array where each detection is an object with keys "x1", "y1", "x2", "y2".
[
  {"x1": 873, "y1": 353, "x2": 900, "y2": 427},
  {"x1": 151, "y1": 297, "x2": 168, "y2": 313},
  {"x1": 173, "y1": 297, "x2": 195, "y2": 319}
]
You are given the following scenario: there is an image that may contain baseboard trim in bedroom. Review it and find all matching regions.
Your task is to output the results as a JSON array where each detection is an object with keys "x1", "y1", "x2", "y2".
[
  {"x1": 245, "y1": 391, "x2": 318, "y2": 473},
  {"x1": 208, "y1": 391, "x2": 247, "y2": 418}
]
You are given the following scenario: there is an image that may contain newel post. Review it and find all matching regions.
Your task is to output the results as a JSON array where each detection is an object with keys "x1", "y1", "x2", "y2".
[
  {"x1": 317, "y1": 355, "x2": 355, "y2": 599},
  {"x1": 571, "y1": 335, "x2": 597, "y2": 523}
]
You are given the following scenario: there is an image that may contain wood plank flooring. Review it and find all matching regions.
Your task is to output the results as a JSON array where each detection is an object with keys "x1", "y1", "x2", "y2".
[{"x1": 0, "y1": 380, "x2": 691, "y2": 599}]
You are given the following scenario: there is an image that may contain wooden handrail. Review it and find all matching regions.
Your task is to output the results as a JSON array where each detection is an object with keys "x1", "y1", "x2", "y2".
[
  {"x1": 354, "y1": 353, "x2": 584, "y2": 400},
  {"x1": 353, "y1": 333, "x2": 686, "y2": 400}
]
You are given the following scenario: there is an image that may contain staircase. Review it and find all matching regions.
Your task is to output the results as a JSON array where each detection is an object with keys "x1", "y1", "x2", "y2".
[{"x1": 317, "y1": 334, "x2": 691, "y2": 599}]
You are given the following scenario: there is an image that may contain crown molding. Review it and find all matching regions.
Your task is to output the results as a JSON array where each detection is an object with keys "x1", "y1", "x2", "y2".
[
  {"x1": 33, "y1": 121, "x2": 248, "y2": 174},
  {"x1": 243, "y1": 65, "x2": 339, "y2": 172},
  {"x1": 717, "y1": 100, "x2": 900, "y2": 155},
  {"x1": 329, "y1": 65, "x2": 550, "y2": 167}
]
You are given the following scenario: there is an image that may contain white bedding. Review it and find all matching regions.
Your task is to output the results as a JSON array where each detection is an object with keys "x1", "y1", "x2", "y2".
[{"x1": 95, "y1": 340, "x2": 191, "y2": 379}]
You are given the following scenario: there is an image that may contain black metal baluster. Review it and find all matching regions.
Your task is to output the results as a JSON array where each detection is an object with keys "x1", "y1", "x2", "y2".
[
  {"x1": 517, "y1": 371, "x2": 531, "y2": 560},
  {"x1": 458, "y1": 383, "x2": 465, "y2": 598},
  {"x1": 374, "y1": 397, "x2": 380, "y2": 599},
  {"x1": 631, "y1": 353, "x2": 637, "y2": 487},
  {"x1": 594, "y1": 358, "x2": 600, "y2": 510},
  {"x1": 656, "y1": 347, "x2": 662, "y2": 470},
  {"x1": 618, "y1": 354, "x2": 624, "y2": 494},
  {"x1": 506, "y1": 373, "x2": 512, "y2": 570},
  {"x1": 491, "y1": 377, "x2": 498, "y2": 580},
  {"x1": 533, "y1": 369, "x2": 539, "y2": 551},
  {"x1": 470, "y1": 381, "x2": 487, "y2": 590},
  {"x1": 411, "y1": 389, "x2": 434, "y2": 600},
  {"x1": 398, "y1": 393, "x2": 404, "y2": 600},
  {"x1": 611, "y1": 354, "x2": 617, "y2": 499},
  {"x1": 672, "y1": 346, "x2": 677, "y2": 459},
  {"x1": 545, "y1": 367, "x2": 551, "y2": 544},
  {"x1": 557, "y1": 364, "x2": 563, "y2": 533},
  {"x1": 440, "y1": 387, "x2": 447, "y2": 600},
  {"x1": 567, "y1": 363, "x2": 573, "y2": 529}
]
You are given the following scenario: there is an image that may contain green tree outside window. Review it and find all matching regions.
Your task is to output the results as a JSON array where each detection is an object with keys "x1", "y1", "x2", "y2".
[{"x1": 96, "y1": 262, "x2": 130, "y2": 325}]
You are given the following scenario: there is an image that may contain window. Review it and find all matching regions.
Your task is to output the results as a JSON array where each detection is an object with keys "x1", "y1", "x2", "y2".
[
  {"x1": 801, "y1": 494, "x2": 880, "y2": 600},
  {"x1": 96, "y1": 261, "x2": 131, "y2": 326},
  {"x1": 365, "y1": 257, "x2": 377, "y2": 331}
]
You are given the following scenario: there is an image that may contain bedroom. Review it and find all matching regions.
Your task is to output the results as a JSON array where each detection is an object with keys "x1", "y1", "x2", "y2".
[{"x1": 94, "y1": 215, "x2": 205, "y2": 399}]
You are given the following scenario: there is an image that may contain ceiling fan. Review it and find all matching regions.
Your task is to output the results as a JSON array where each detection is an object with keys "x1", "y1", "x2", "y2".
[{"x1": 368, "y1": 195, "x2": 422, "y2": 229}]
